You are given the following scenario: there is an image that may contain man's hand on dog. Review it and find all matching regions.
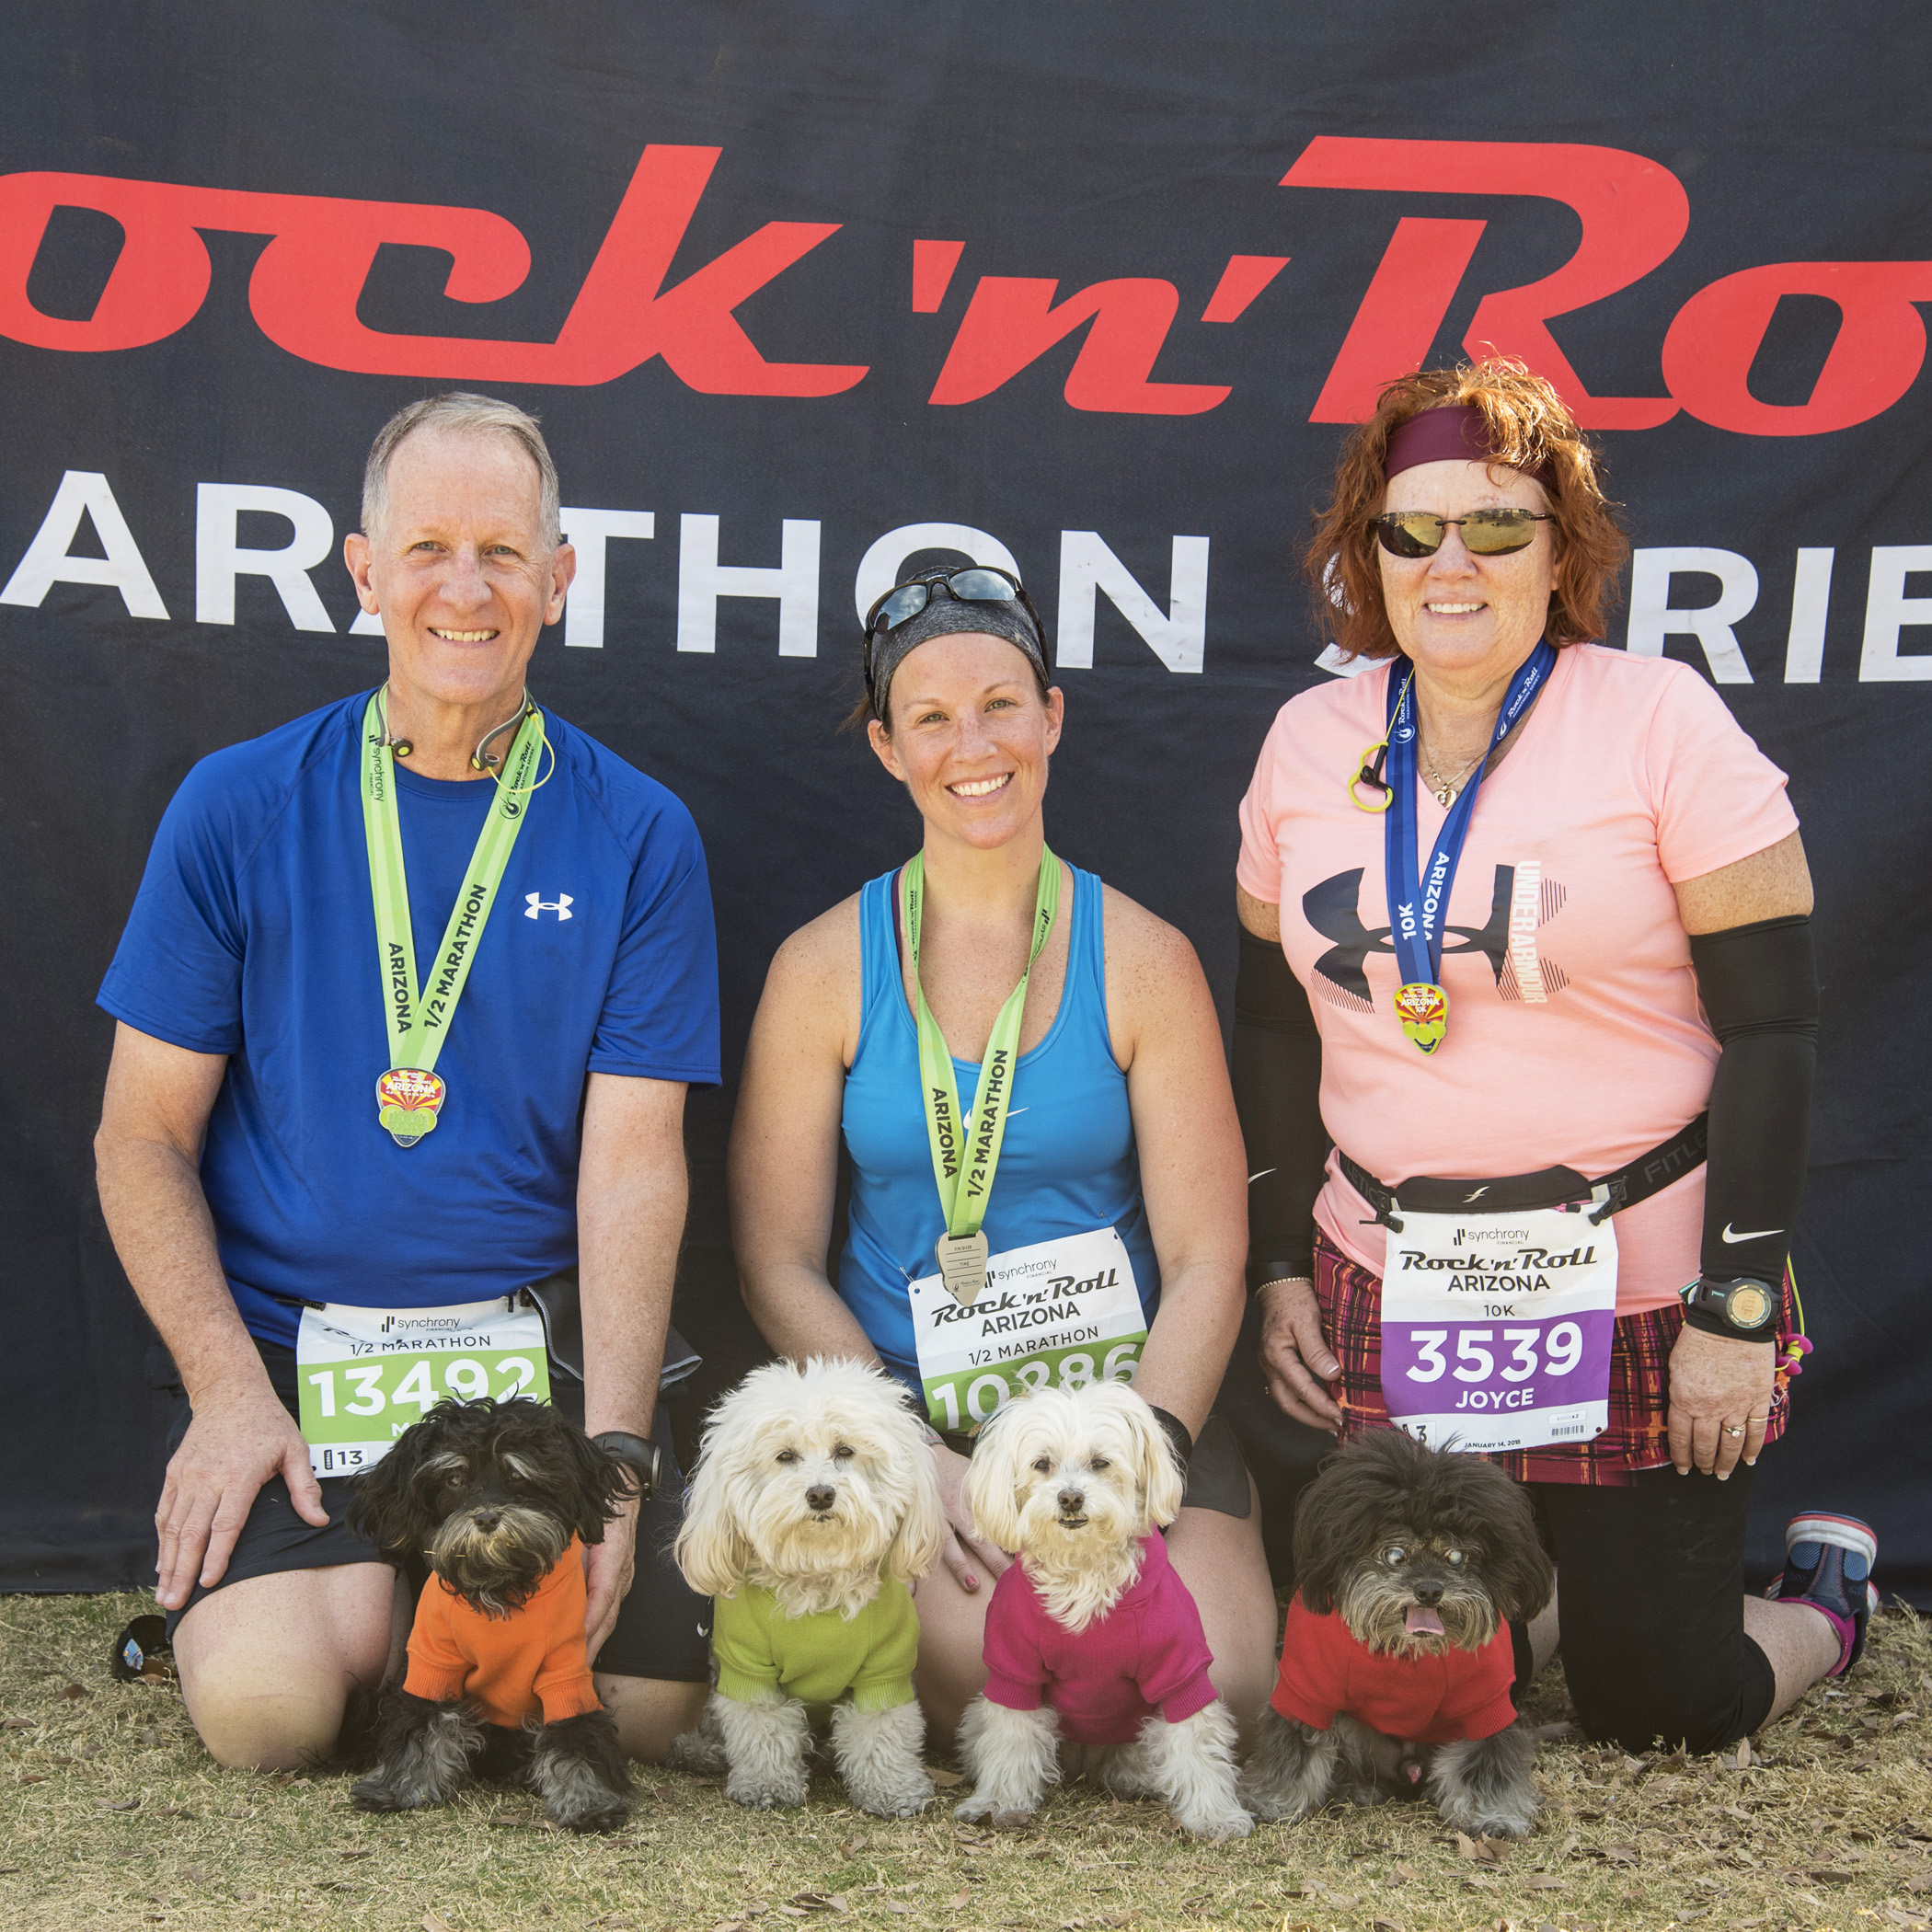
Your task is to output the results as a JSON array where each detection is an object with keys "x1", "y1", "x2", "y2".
[
  {"x1": 583, "y1": 1490, "x2": 640, "y2": 1663},
  {"x1": 931, "y1": 1442, "x2": 1009, "y2": 1594},
  {"x1": 1667, "y1": 1326, "x2": 1774, "y2": 1480},
  {"x1": 1257, "y1": 1277, "x2": 1344, "y2": 1432},
  {"x1": 155, "y1": 1379, "x2": 328, "y2": 1609}
]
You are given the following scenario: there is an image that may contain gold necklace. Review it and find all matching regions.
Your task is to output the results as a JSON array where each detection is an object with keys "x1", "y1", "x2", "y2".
[{"x1": 1421, "y1": 744, "x2": 1484, "y2": 805}]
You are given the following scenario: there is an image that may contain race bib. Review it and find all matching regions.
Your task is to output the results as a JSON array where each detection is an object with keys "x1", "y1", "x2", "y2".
[
  {"x1": 908, "y1": 1226, "x2": 1145, "y2": 1433},
  {"x1": 1378, "y1": 1198, "x2": 1617, "y2": 1455},
  {"x1": 295, "y1": 1298, "x2": 551, "y2": 1478}
]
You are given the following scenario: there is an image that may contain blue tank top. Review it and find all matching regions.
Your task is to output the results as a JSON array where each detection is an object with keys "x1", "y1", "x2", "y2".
[{"x1": 837, "y1": 862, "x2": 1159, "y2": 1390}]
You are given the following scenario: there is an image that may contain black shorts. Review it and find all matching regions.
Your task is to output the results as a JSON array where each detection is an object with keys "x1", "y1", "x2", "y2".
[{"x1": 159, "y1": 1342, "x2": 711, "y2": 1685}]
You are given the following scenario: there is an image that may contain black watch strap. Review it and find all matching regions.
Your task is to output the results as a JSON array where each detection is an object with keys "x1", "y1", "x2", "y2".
[
  {"x1": 592, "y1": 1430, "x2": 662, "y2": 1501},
  {"x1": 1680, "y1": 1275, "x2": 1780, "y2": 1342}
]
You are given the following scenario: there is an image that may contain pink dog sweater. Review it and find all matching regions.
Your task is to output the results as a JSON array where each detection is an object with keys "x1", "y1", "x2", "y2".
[
  {"x1": 1271, "y1": 1594, "x2": 1517, "y2": 1744},
  {"x1": 982, "y1": 1532, "x2": 1218, "y2": 1746}
]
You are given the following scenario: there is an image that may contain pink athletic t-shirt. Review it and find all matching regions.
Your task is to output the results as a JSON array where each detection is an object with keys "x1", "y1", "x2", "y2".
[{"x1": 1236, "y1": 645, "x2": 1799, "y2": 1315}]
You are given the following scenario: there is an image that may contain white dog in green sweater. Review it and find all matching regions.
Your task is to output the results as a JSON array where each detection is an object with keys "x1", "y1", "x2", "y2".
[{"x1": 671, "y1": 1359, "x2": 944, "y2": 1816}]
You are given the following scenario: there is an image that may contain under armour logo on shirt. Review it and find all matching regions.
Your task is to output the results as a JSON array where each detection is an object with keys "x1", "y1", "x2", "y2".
[{"x1": 524, "y1": 893, "x2": 574, "y2": 920}]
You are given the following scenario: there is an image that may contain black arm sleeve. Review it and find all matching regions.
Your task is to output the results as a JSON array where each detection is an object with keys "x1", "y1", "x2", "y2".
[
  {"x1": 1231, "y1": 926, "x2": 1329, "y2": 1291},
  {"x1": 1689, "y1": 913, "x2": 1819, "y2": 1313}
]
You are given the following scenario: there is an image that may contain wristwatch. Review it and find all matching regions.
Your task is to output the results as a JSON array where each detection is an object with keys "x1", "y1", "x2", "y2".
[
  {"x1": 1680, "y1": 1274, "x2": 1779, "y2": 1341},
  {"x1": 592, "y1": 1430, "x2": 662, "y2": 1503}
]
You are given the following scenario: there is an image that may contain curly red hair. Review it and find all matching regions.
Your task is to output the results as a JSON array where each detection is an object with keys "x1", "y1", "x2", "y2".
[{"x1": 1305, "y1": 359, "x2": 1630, "y2": 662}]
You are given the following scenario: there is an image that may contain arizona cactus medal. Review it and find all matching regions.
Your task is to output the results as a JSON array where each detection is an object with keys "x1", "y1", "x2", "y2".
[
  {"x1": 1383, "y1": 642, "x2": 1554, "y2": 1056},
  {"x1": 361, "y1": 691, "x2": 543, "y2": 1146}
]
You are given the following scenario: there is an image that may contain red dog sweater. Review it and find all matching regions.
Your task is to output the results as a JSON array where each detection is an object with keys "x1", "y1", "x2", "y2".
[
  {"x1": 983, "y1": 1532, "x2": 1218, "y2": 1746},
  {"x1": 403, "y1": 1536, "x2": 603, "y2": 1730},
  {"x1": 1271, "y1": 1593, "x2": 1516, "y2": 1743}
]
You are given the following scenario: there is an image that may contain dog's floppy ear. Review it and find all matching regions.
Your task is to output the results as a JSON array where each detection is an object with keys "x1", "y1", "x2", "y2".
[
  {"x1": 671, "y1": 1398, "x2": 755, "y2": 1598},
  {"x1": 1463, "y1": 1461, "x2": 1555, "y2": 1623},
  {"x1": 886, "y1": 1402, "x2": 947, "y2": 1585},
  {"x1": 962, "y1": 1402, "x2": 1027, "y2": 1555},
  {"x1": 1291, "y1": 1431, "x2": 1411, "y2": 1616},
  {"x1": 1106, "y1": 1385, "x2": 1184, "y2": 1533},
  {"x1": 557, "y1": 1417, "x2": 635, "y2": 1547},
  {"x1": 345, "y1": 1410, "x2": 445, "y2": 1558}
]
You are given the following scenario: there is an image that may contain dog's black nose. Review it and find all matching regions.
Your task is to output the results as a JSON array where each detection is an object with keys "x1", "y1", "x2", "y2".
[
  {"x1": 473, "y1": 1508, "x2": 501, "y2": 1532},
  {"x1": 1412, "y1": 1580, "x2": 1443, "y2": 1606},
  {"x1": 1057, "y1": 1488, "x2": 1085, "y2": 1514},
  {"x1": 806, "y1": 1485, "x2": 836, "y2": 1513}
]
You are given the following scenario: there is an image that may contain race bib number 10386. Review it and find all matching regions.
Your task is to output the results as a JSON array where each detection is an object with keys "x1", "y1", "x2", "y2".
[{"x1": 294, "y1": 1299, "x2": 551, "y2": 1478}]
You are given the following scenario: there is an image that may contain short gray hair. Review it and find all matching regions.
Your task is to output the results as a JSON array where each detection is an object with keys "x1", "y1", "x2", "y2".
[{"x1": 361, "y1": 392, "x2": 561, "y2": 548}]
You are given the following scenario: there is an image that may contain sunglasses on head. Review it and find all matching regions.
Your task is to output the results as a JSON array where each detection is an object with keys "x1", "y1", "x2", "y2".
[
  {"x1": 1370, "y1": 509, "x2": 1553, "y2": 558},
  {"x1": 863, "y1": 566, "x2": 1043, "y2": 644}
]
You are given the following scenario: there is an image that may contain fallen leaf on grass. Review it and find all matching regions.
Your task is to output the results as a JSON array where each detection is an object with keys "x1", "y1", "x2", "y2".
[
  {"x1": 884, "y1": 1906, "x2": 915, "y2": 1918},
  {"x1": 423, "y1": 1916, "x2": 454, "y2": 1932},
  {"x1": 1456, "y1": 1832, "x2": 1508, "y2": 1864},
  {"x1": 17, "y1": 1775, "x2": 47, "y2": 1786},
  {"x1": 94, "y1": 1798, "x2": 139, "y2": 1811},
  {"x1": 1602, "y1": 1845, "x2": 1639, "y2": 1865},
  {"x1": 59, "y1": 1683, "x2": 89, "y2": 1700},
  {"x1": 947, "y1": 1896, "x2": 972, "y2": 1910},
  {"x1": 1372, "y1": 1919, "x2": 1404, "y2": 1931},
  {"x1": 1523, "y1": 1875, "x2": 1565, "y2": 1891},
  {"x1": 2, "y1": 1718, "x2": 34, "y2": 1731},
  {"x1": 712, "y1": 1923, "x2": 747, "y2": 1932},
  {"x1": 1324, "y1": 1894, "x2": 1361, "y2": 1909},
  {"x1": 338, "y1": 1847, "x2": 373, "y2": 1859},
  {"x1": 838, "y1": 1836, "x2": 869, "y2": 1857},
  {"x1": 0, "y1": 1867, "x2": 19, "y2": 1876},
  {"x1": 926, "y1": 1765, "x2": 964, "y2": 1787},
  {"x1": 1811, "y1": 1869, "x2": 1857, "y2": 1883},
  {"x1": 1461, "y1": 1876, "x2": 1499, "y2": 1892},
  {"x1": 787, "y1": 1894, "x2": 849, "y2": 1914},
  {"x1": 1852, "y1": 1753, "x2": 1882, "y2": 1770},
  {"x1": 1390, "y1": 1864, "x2": 1421, "y2": 1883}
]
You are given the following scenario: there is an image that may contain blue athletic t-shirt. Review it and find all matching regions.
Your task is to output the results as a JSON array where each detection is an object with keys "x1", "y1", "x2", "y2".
[{"x1": 98, "y1": 692, "x2": 719, "y2": 1348}]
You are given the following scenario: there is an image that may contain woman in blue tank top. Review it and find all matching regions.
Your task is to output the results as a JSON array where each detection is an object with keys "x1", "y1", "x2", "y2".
[{"x1": 730, "y1": 568, "x2": 1275, "y2": 1747}]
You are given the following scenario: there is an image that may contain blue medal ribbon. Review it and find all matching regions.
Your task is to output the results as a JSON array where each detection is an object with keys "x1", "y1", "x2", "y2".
[{"x1": 1384, "y1": 639, "x2": 1557, "y2": 1054}]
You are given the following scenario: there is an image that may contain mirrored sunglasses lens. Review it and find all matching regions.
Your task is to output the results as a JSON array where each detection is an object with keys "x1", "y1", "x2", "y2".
[
  {"x1": 1461, "y1": 511, "x2": 1539, "y2": 554},
  {"x1": 876, "y1": 583, "x2": 932, "y2": 630},
  {"x1": 947, "y1": 569, "x2": 1018, "y2": 602},
  {"x1": 1379, "y1": 513, "x2": 1445, "y2": 558}
]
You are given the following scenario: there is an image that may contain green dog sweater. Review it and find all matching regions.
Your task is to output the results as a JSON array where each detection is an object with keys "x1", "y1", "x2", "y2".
[{"x1": 712, "y1": 1575, "x2": 918, "y2": 1711}]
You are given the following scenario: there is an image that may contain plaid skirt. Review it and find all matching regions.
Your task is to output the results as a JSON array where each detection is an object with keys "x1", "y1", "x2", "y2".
[{"x1": 1313, "y1": 1228, "x2": 1796, "y2": 1487}]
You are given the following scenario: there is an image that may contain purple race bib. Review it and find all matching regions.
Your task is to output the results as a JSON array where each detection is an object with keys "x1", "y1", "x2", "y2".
[{"x1": 1379, "y1": 1196, "x2": 1617, "y2": 1454}]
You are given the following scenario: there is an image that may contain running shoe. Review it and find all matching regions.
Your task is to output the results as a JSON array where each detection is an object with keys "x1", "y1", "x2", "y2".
[{"x1": 1764, "y1": 1512, "x2": 1879, "y2": 1675}]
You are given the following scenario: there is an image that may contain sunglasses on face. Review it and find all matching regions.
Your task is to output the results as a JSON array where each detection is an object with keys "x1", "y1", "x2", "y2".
[
  {"x1": 864, "y1": 566, "x2": 1043, "y2": 643},
  {"x1": 1370, "y1": 509, "x2": 1553, "y2": 558}
]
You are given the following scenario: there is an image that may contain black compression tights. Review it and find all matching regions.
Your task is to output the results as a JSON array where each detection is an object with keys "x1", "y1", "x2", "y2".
[{"x1": 1518, "y1": 1466, "x2": 1777, "y2": 1753}]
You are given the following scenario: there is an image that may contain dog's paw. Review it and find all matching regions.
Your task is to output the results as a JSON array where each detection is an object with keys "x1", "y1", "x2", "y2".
[
  {"x1": 1176, "y1": 1801, "x2": 1255, "y2": 1842},
  {"x1": 726, "y1": 1771, "x2": 809, "y2": 1811},
  {"x1": 666, "y1": 1729, "x2": 726, "y2": 1776},
  {"x1": 350, "y1": 1775, "x2": 428, "y2": 1814},
  {"x1": 552, "y1": 1792, "x2": 631, "y2": 1834}
]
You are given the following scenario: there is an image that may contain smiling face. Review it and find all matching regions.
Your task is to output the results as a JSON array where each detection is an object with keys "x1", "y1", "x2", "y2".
[
  {"x1": 348, "y1": 425, "x2": 574, "y2": 717},
  {"x1": 1376, "y1": 457, "x2": 1556, "y2": 686},
  {"x1": 867, "y1": 632, "x2": 1064, "y2": 851}
]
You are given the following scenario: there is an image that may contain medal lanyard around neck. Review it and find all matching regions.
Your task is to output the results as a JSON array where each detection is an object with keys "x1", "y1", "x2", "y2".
[
  {"x1": 1384, "y1": 640, "x2": 1555, "y2": 1055},
  {"x1": 905, "y1": 846, "x2": 1061, "y2": 1239},
  {"x1": 360, "y1": 689, "x2": 543, "y2": 1081}
]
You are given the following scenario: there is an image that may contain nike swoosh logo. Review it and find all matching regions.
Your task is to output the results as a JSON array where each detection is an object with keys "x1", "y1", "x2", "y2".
[{"x1": 1721, "y1": 1223, "x2": 1784, "y2": 1243}]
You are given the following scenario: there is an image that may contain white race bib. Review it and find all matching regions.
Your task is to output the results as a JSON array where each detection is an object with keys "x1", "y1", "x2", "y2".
[
  {"x1": 908, "y1": 1226, "x2": 1145, "y2": 1433},
  {"x1": 294, "y1": 1298, "x2": 551, "y2": 1478},
  {"x1": 1378, "y1": 1196, "x2": 1618, "y2": 1455}
]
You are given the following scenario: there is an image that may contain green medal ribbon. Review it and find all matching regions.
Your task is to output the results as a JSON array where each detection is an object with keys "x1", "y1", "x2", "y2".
[
  {"x1": 905, "y1": 846, "x2": 1060, "y2": 1298},
  {"x1": 360, "y1": 690, "x2": 544, "y2": 1147}
]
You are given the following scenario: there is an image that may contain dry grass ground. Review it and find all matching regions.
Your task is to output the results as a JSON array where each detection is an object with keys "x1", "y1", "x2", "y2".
[{"x1": 4, "y1": 1591, "x2": 1929, "y2": 1932}]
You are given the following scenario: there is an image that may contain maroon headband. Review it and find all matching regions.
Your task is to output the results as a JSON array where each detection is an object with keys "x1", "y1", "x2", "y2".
[{"x1": 1384, "y1": 405, "x2": 1555, "y2": 490}]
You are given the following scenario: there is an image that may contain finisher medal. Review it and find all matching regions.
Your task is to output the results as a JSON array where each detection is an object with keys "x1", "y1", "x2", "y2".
[
  {"x1": 360, "y1": 689, "x2": 545, "y2": 1147},
  {"x1": 1383, "y1": 641, "x2": 1554, "y2": 1058}
]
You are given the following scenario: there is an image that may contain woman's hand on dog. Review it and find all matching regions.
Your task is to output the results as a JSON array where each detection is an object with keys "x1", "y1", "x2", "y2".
[
  {"x1": 931, "y1": 1443, "x2": 1009, "y2": 1594},
  {"x1": 1256, "y1": 1278, "x2": 1344, "y2": 1432},
  {"x1": 582, "y1": 1491, "x2": 640, "y2": 1663},
  {"x1": 155, "y1": 1381, "x2": 328, "y2": 1610},
  {"x1": 1666, "y1": 1326, "x2": 1774, "y2": 1480}
]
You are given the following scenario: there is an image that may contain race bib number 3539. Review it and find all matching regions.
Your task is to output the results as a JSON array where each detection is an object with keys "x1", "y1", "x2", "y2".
[
  {"x1": 1378, "y1": 1202, "x2": 1618, "y2": 1456},
  {"x1": 909, "y1": 1226, "x2": 1145, "y2": 1433},
  {"x1": 295, "y1": 1299, "x2": 551, "y2": 1478}
]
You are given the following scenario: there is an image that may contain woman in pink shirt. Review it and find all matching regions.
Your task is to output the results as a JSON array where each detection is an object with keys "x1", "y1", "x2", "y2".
[{"x1": 1227, "y1": 359, "x2": 1875, "y2": 1754}]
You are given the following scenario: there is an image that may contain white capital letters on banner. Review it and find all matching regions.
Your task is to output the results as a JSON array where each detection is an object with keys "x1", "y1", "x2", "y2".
[
  {"x1": 558, "y1": 507, "x2": 654, "y2": 650},
  {"x1": 1626, "y1": 546, "x2": 1758, "y2": 684},
  {"x1": 1055, "y1": 532, "x2": 1210, "y2": 673},
  {"x1": 1860, "y1": 546, "x2": 1932, "y2": 682},
  {"x1": 0, "y1": 470, "x2": 168, "y2": 619},
  {"x1": 195, "y1": 483, "x2": 335, "y2": 630},
  {"x1": 1784, "y1": 547, "x2": 1834, "y2": 683},
  {"x1": 852, "y1": 523, "x2": 1021, "y2": 624},
  {"x1": 677, "y1": 514, "x2": 821, "y2": 657}
]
